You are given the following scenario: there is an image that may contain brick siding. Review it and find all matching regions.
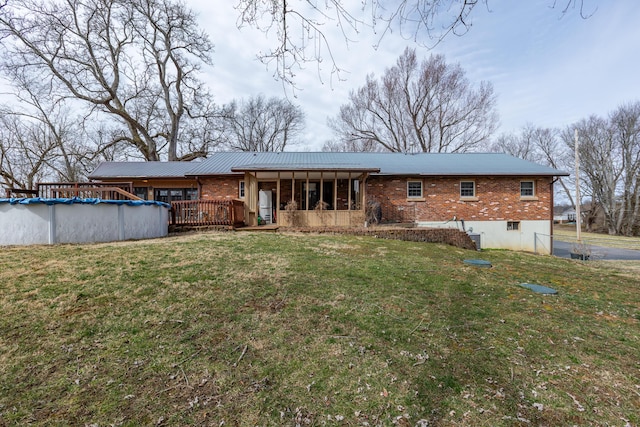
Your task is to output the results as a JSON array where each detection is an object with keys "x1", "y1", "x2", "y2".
[
  {"x1": 367, "y1": 176, "x2": 552, "y2": 222},
  {"x1": 200, "y1": 174, "x2": 553, "y2": 225},
  {"x1": 200, "y1": 176, "x2": 242, "y2": 200}
]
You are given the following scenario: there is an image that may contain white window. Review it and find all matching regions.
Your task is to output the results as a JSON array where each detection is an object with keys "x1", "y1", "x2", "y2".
[
  {"x1": 460, "y1": 181, "x2": 475, "y2": 198},
  {"x1": 507, "y1": 221, "x2": 520, "y2": 231},
  {"x1": 407, "y1": 181, "x2": 423, "y2": 198},
  {"x1": 520, "y1": 181, "x2": 535, "y2": 197},
  {"x1": 239, "y1": 181, "x2": 245, "y2": 198}
]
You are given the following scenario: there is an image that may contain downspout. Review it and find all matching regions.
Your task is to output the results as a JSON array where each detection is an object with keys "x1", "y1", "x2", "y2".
[{"x1": 550, "y1": 177, "x2": 559, "y2": 255}]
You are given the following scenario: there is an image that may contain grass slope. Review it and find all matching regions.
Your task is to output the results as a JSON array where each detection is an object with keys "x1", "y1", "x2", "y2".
[{"x1": 1, "y1": 232, "x2": 639, "y2": 426}]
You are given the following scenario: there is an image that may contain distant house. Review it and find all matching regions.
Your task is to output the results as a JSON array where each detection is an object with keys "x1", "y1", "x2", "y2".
[
  {"x1": 89, "y1": 152, "x2": 569, "y2": 254},
  {"x1": 554, "y1": 207, "x2": 577, "y2": 223}
]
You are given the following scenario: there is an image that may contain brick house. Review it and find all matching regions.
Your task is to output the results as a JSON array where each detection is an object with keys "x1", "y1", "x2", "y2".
[{"x1": 89, "y1": 152, "x2": 568, "y2": 253}]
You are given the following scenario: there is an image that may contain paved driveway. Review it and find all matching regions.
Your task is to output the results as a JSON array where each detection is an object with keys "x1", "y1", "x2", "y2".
[{"x1": 553, "y1": 240, "x2": 640, "y2": 261}]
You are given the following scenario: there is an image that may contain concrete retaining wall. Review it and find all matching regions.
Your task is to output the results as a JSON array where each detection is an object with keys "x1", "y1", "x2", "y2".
[{"x1": 416, "y1": 220, "x2": 552, "y2": 254}]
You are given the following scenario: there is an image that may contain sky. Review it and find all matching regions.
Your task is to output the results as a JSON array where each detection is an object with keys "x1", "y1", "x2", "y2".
[{"x1": 186, "y1": 0, "x2": 640, "y2": 152}]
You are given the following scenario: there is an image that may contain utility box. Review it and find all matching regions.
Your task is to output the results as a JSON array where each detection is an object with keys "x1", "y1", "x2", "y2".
[{"x1": 468, "y1": 233, "x2": 481, "y2": 250}]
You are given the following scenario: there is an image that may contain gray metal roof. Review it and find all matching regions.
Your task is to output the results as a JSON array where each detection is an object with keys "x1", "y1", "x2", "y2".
[
  {"x1": 186, "y1": 152, "x2": 568, "y2": 177},
  {"x1": 89, "y1": 152, "x2": 569, "y2": 179},
  {"x1": 231, "y1": 162, "x2": 379, "y2": 172},
  {"x1": 89, "y1": 161, "x2": 199, "y2": 179}
]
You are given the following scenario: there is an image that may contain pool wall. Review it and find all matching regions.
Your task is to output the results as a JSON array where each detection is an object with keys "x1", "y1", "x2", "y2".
[{"x1": 0, "y1": 198, "x2": 170, "y2": 245}]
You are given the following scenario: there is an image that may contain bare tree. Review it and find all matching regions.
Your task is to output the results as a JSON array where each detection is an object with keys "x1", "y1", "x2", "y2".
[
  {"x1": 491, "y1": 125, "x2": 545, "y2": 162},
  {"x1": 492, "y1": 124, "x2": 574, "y2": 207},
  {"x1": 328, "y1": 48, "x2": 497, "y2": 153},
  {"x1": 220, "y1": 95, "x2": 305, "y2": 152},
  {"x1": 0, "y1": 54, "x2": 121, "y2": 188},
  {"x1": 0, "y1": 115, "x2": 58, "y2": 190},
  {"x1": 609, "y1": 102, "x2": 640, "y2": 235},
  {"x1": 571, "y1": 116, "x2": 624, "y2": 235},
  {"x1": 0, "y1": 0, "x2": 218, "y2": 161},
  {"x1": 0, "y1": 97, "x2": 101, "y2": 189},
  {"x1": 236, "y1": 1, "x2": 595, "y2": 85},
  {"x1": 322, "y1": 138, "x2": 383, "y2": 152}
]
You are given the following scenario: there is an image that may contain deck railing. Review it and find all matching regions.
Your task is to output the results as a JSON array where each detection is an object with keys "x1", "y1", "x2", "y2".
[
  {"x1": 37, "y1": 182, "x2": 136, "y2": 199},
  {"x1": 170, "y1": 199, "x2": 245, "y2": 227},
  {"x1": 3, "y1": 188, "x2": 39, "y2": 198}
]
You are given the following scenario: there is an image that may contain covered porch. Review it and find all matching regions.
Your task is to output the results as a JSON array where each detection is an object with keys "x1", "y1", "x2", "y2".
[{"x1": 235, "y1": 165, "x2": 379, "y2": 227}]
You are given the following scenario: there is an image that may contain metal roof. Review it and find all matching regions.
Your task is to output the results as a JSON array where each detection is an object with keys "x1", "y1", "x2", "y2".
[
  {"x1": 231, "y1": 162, "x2": 379, "y2": 172},
  {"x1": 89, "y1": 152, "x2": 569, "y2": 179},
  {"x1": 89, "y1": 161, "x2": 199, "y2": 179},
  {"x1": 186, "y1": 152, "x2": 568, "y2": 177}
]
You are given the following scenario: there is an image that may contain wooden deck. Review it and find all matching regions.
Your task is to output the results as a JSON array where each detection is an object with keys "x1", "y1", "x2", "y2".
[{"x1": 171, "y1": 199, "x2": 245, "y2": 227}]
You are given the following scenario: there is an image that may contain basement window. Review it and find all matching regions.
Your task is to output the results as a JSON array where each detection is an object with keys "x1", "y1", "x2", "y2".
[{"x1": 507, "y1": 221, "x2": 520, "y2": 231}]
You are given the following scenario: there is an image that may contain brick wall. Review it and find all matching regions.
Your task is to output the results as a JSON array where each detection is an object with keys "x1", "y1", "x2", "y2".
[
  {"x1": 367, "y1": 176, "x2": 552, "y2": 222},
  {"x1": 200, "y1": 174, "x2": 553, "y2": 225},
  {"x1": 200, "y1": 176, "x2": 242, "y2": 200}
]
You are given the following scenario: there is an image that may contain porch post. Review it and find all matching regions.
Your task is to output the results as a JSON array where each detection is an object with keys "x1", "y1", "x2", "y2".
[
  {"x1": 254, "y1": 171, "x2": 259, "y2": 212},
  {"x1": 320, "y1": 171, "x2": 324, "y2": 210},
  {"x1": 276, "y1": 172, "x2": 281, "y2": 224},
  {"x1": 361, "y1": 173, "x2": 368, "y2": 220},
  {"x1": 244, "y1": 172, "x2": 250, "y2": 225},
  {"x1": 247, "y1": 172, "x2": 259, "y2": 226},
  {"x1": 305, "y1": 172, "x2": 310, "y2": 211},
  {"x1": 334, "y1": 172, "x2": 338, "y2": 226},
  {"x1": 347, "y1": 172, "x2": 352, "y2": 212}
]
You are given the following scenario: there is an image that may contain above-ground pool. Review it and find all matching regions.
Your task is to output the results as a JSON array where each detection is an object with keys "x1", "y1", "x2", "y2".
[{"x1": 0, "y1": 197, "x2": 170, "y2": 246}]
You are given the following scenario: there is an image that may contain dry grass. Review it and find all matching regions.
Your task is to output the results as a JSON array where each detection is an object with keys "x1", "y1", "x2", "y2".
[
  {"x1": 0, "y1": 231, "x2": 639, "y2": 426},
  {"x1": 554, "y1": 225, "x2": 640, "y2": 250},
  {"x1": 592, "y1": 260, "x2": 640, "y2": 278}
]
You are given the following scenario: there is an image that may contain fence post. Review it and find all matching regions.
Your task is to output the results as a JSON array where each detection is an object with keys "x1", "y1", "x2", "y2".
[{"x1": 534, "y1": 232, "x2": 537, "y2": 254}]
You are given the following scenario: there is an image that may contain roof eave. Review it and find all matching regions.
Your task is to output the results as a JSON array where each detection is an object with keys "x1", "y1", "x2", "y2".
[
  {"x1": 230, "y1": 166, "x2": 381, "y2": 173},
  {"x1": 89, "y1": 174, "x2": 191, "y2": 180},
  {"x1": 372, "y1": 172, "x2": 570, "y2": 177}
]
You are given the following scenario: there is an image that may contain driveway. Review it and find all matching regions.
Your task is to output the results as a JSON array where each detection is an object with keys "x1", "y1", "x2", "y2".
[{"x1": 553, "y1": 240, "x2": 640, "y2": 261}]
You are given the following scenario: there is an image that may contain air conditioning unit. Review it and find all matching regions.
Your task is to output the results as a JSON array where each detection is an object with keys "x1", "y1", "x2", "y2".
[{"x1": 468, "y1": 233, "x2": 481, "y2": 250}]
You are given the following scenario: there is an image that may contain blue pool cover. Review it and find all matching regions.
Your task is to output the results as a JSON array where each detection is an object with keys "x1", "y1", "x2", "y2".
[
  {"x1": 0, "y1": 197, "x2": 170, "y2": 208},
  {"x1": 519, "y1": 283, "x2": 558, "y2": 294}
]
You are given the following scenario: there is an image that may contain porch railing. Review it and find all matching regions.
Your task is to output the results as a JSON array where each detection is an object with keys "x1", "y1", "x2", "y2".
[
  {"x1": 37, "y1": 182, "x2": 135, "y2": 199},
  {"x1": 171, "y1": 199, "x2": 245, "y2": 227}
]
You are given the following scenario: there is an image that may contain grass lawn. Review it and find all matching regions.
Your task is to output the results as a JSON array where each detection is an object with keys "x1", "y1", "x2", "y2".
[
  {"x1": 554, "y1": 224, "x2": 640, "y2": 251},
  {"x1": 1, "y1": 232, "x2": 639, "y2": 426}
]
